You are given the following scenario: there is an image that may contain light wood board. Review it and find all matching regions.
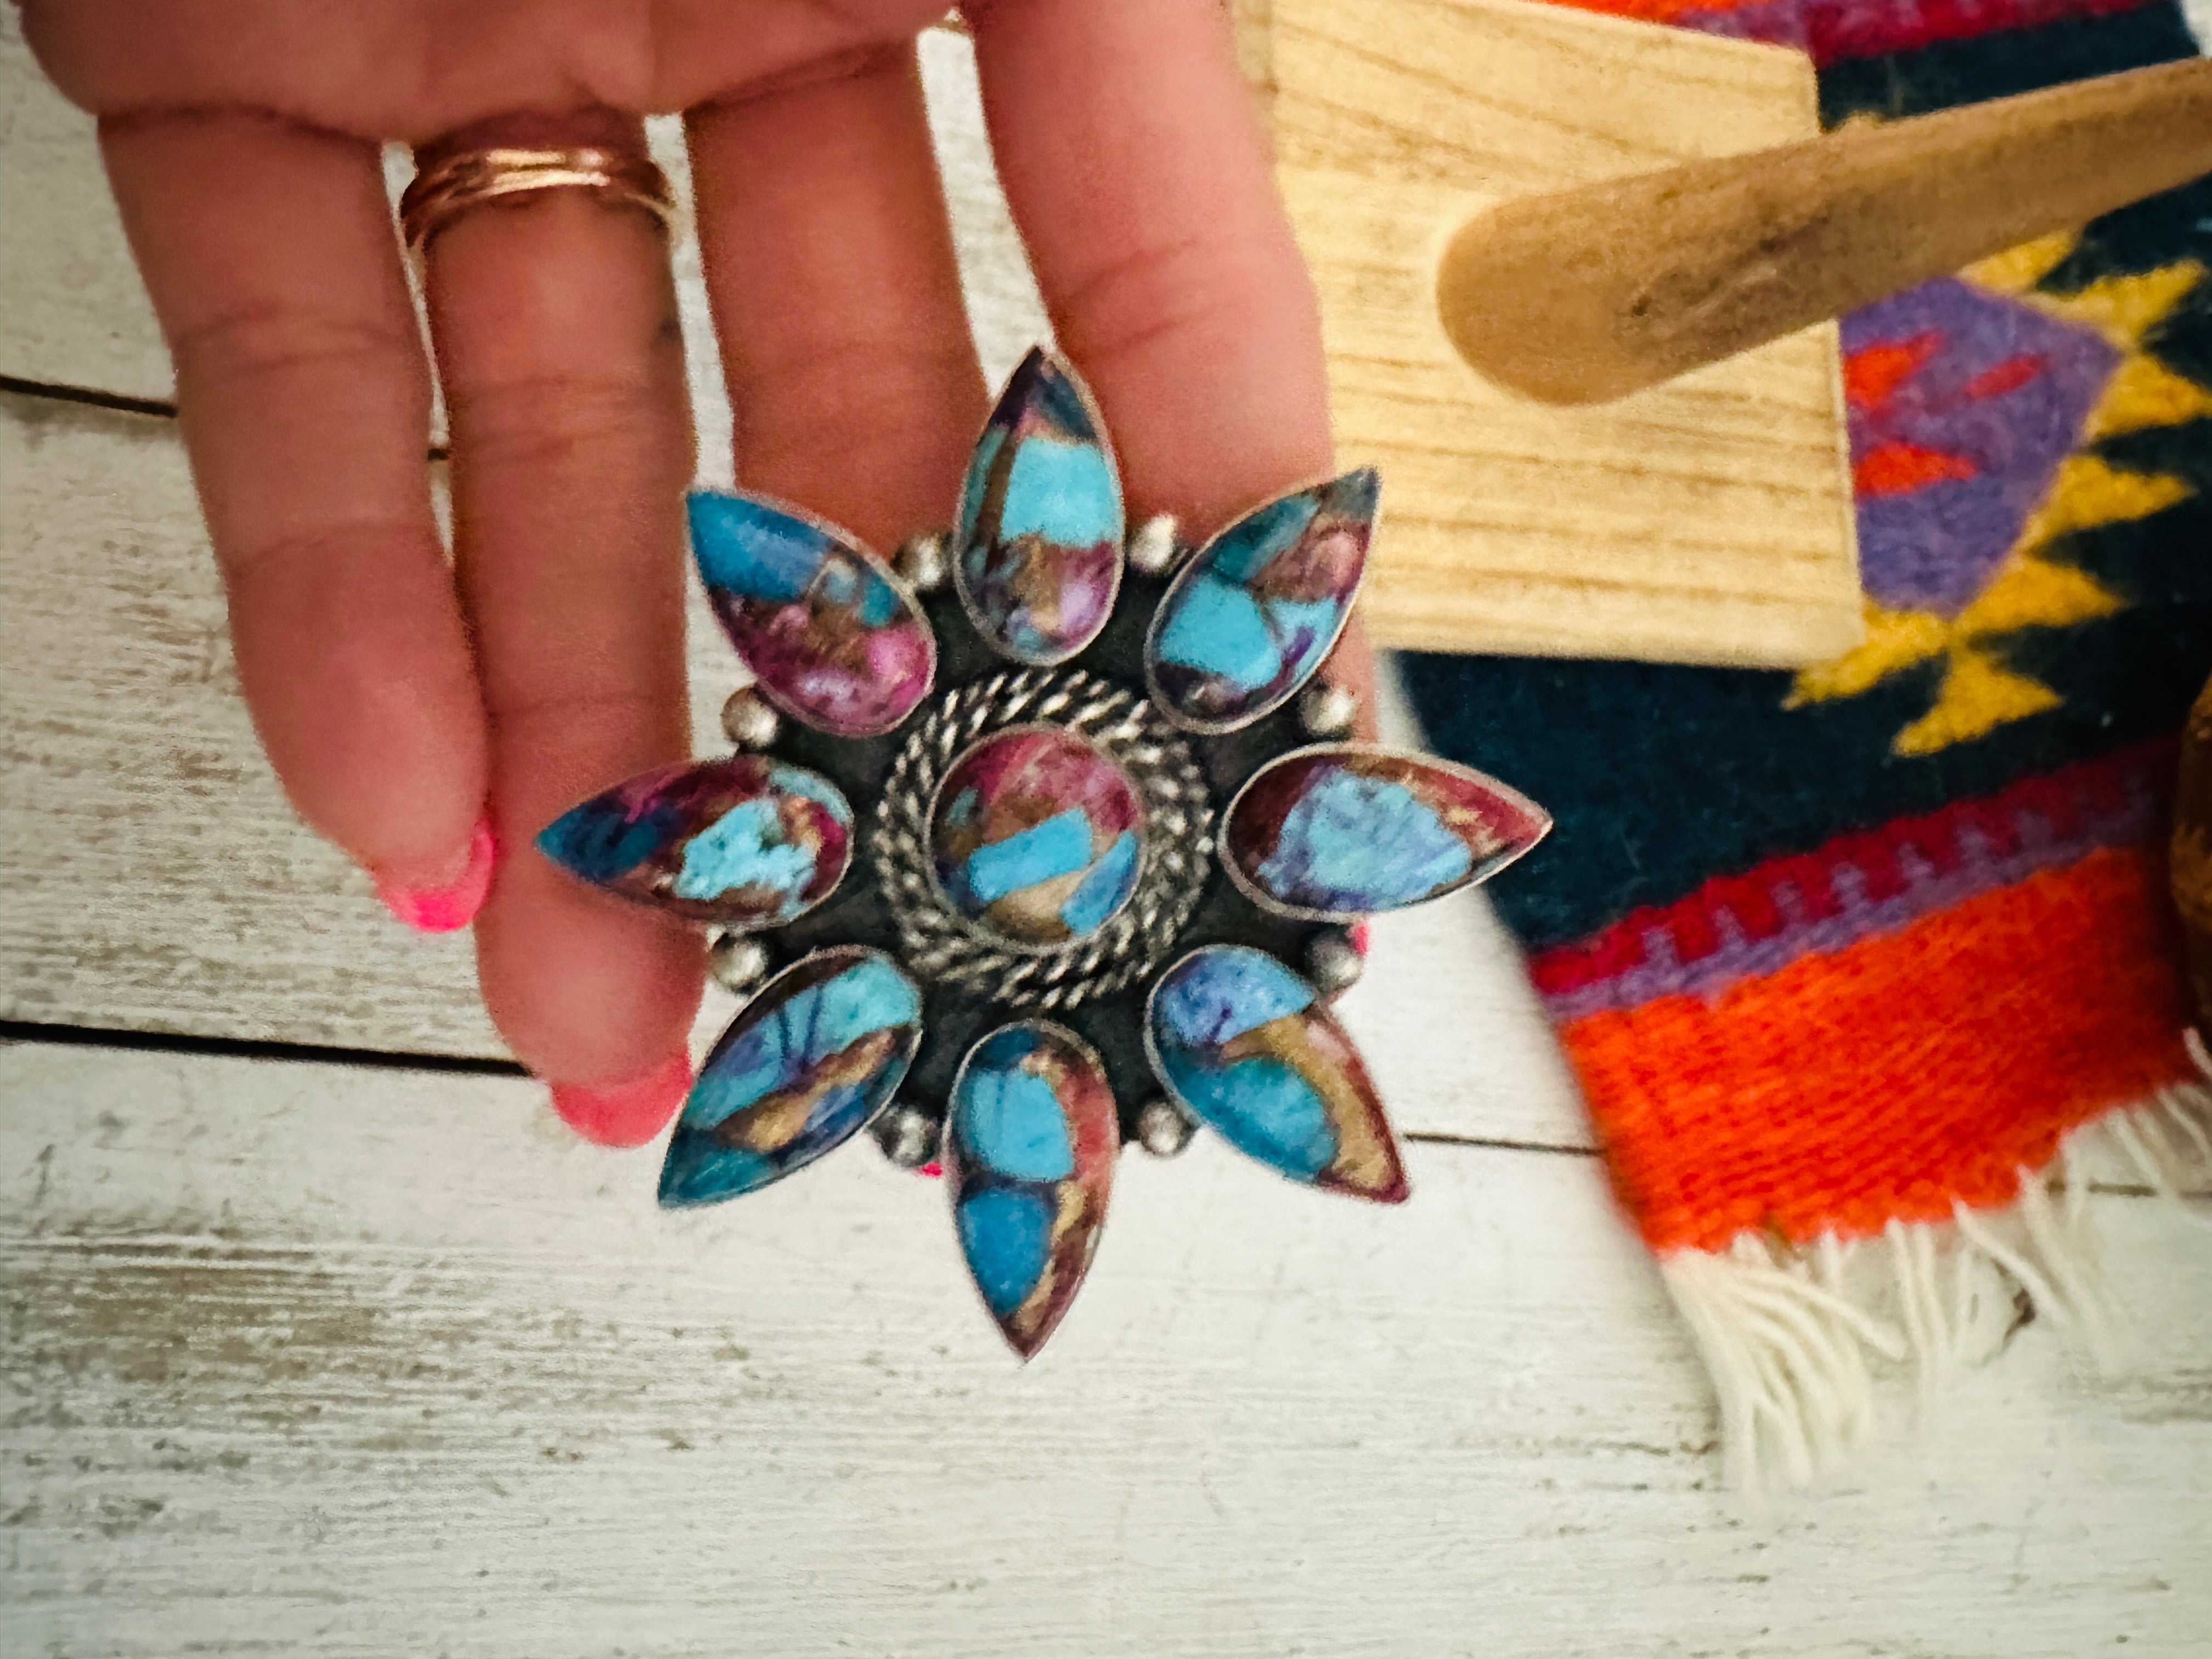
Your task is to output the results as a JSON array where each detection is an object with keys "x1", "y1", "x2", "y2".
[
  {"x1": 0, "y1": 8, "x2": 1861, "y2": 673},
  {"x1": 7, "y1": 1037, "x2": 2212, "y2": 1657},
  {"x1": 0, "y1": 21, "x2": 1052, "y2": 464},
  {"x1": 5, "y1": 15, "x2": 2212, "y2": 1652},
  {"x1": 0, "y1": 389, "x2": 1587, "y2": 1149},
  {"x1": 4, "y1": 22, "x2": 2212, "y2": 1654},
  {"x1": 1269, "y1": 0, "x2": 1863, "y2": 666}
]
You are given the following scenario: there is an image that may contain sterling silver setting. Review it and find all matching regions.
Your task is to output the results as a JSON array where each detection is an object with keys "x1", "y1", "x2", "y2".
[{"x1": 870, "y1": 668, "x2": 1214, "y2": 1007}]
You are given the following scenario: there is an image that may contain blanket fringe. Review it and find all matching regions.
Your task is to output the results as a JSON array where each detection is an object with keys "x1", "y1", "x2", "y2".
[{"x1": 1661, "y1": 1059, "x2": 2212, "y2": 1493}]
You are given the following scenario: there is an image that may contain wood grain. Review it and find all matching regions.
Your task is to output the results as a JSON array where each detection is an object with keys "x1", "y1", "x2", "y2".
[
  {"x1": 1440, "y1": 58, "x2": 2212, "y2": 403},
  {"x1": 0, "y1": 390, "x2": 1588, "y2": 1148},
  {"x1": 0, "y1": 20, "x2": 1049, "y2": 460},
  {"x1": 0, "y1": 12, "x2": 170, "y2": 405},
  {"x1": 7, "y1": 1038, "x2": 2212, "y2": 1657},
  {"x1": 6, "y1": 19, "x2": 2212, "y2": 1652},
  {"x1": 0, "y1": 0, "x2": 1589, "y2": 1148},
  {"x1": 4, "y1": 3, "x2": 1859, "y2": 673},
  {"x1": 1270, "y1": 0, "x2": 1862, "y2": 666}
]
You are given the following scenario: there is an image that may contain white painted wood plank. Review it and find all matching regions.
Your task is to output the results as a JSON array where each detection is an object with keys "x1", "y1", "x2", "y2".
[
  {"x1": 0, "y1": 18, "x2": 1587, "y2": 1145},
  {"x1": 0, "y1": 18, "x2": 1046, "y2": 422},
  {"x1": 5, "y1": 1039, "x2": 2209, "y2": 1656},
  {"x1": 0, "y1": 387, "x2": 1589, "y2": 1147},
  {"x1": 0, "y1": 348, "x2": 2157, "y2": 1171},
  {"x1": 0, "y1": 13, "x2": 170, "y2": 403}
]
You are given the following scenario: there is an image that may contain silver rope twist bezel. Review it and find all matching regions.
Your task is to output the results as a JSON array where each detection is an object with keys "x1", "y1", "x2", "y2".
[{"x1": 870, "y1": 668, "x2": 1215, "y2": 1011}]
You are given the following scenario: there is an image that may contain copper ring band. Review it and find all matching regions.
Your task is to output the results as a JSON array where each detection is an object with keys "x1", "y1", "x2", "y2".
[{"x1": 398, "y1": 145, "x2": 676, "y2": 253}]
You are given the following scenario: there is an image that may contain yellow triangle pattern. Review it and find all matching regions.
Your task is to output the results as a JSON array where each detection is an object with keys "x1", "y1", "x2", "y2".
[
  {"x1": 1961, "y1": 232, "x2": 2078, "y2": 297},
  {"x1": 1786, "y1": 604, "x2": 1946, "y2": 707},
  {"x1": 1893, "y1": 650, "x2": 2065, "y2": 757},
  {"x1": 1955, "y1": 555, "x2": 2121, "y2": 637},
  {"x1": 2084, "y1": 353, "x2": 2212, "y2": 442},
  {"x1": 1789, "y1": 245, "x2": 2209, "y2": 758},
  {"x1": 2013, "y1": 454, "x2": 2194, "y2": 552},
  {"x1": 2015, "y1": 261, "x2": 2208, "y2": 352}
]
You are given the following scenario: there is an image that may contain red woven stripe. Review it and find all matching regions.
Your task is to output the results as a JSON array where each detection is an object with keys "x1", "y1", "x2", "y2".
[
  {"x1": 1544, "y1": 0, "x2": 2161, "y2": 65},
  {"x1": 1805, "y1": 0, "x2": 2159, "y2": 63},
  {"x1": 1563, "y1": 846, "x2": 2194, "y2": 1252},
  {"x1": 1526, "y1": 740, "x2": 2172, "y2": 998}
]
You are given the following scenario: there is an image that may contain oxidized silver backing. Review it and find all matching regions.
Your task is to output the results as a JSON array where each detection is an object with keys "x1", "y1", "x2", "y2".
[{"x1": 870, "y1": 668, "x2": 1214, "y2": 1011}]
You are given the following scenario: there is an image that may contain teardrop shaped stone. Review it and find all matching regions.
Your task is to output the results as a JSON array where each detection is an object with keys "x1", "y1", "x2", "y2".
[
  {"x1": 1146, "y1": 945, "x2": 1407, "y2": 1203},
  {"x1": 537, "y1": 754, "x2": 853, "y2": 926},
  {"x1": 660, "y1": 949, "x2": 922, "y2": 1208},
  {"x1": 1225, "y1": 745, "x2": 1551, "y2": 919},
  {"x1": 955, "y1": 348, "x2": 1126, "y2": 665},
  {"x1": 947, "y1": 1020, "x2": 1119, "y2": 1358},
  {"x1": 1144, "y1": 469, "x2": 1378, "y2": 733},
  {"x1": 930, "y1": 729, "x2": 1145, "y2": 946},
  {"x1": 689, "y1": 490, "x2": 936, "y2": 737}
]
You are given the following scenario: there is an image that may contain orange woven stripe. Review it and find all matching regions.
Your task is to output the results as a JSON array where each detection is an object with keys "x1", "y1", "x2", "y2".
[
  {"x1": 1540, "y1": 0, "x2": 1764, "y2": 21},
  {"x1": 1562, "y1": 847, "x2": 2194, "y2": 1254}
]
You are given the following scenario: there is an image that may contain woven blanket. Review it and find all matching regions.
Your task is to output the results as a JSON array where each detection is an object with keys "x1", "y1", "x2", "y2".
[{"x1": 1401, "y1": 0, "x2": 2212, "y2": 1487}]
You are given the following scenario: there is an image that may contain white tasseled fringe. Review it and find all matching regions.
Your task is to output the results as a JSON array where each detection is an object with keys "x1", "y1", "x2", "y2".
[{"x1": 1661, "y1": 1048, "x2": 2212, "y2": 1494}]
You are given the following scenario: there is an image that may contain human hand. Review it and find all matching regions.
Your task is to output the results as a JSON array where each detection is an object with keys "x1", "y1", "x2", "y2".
[{"x1": 22, "y1": 0, "x2": 1363, "y2": 1143}]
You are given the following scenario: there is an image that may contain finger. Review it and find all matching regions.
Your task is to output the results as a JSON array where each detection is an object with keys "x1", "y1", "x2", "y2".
[
  {"x1": 966, "y1": 0, "x2": 1335, "y2": 535},
  {"x1": 422, "y1": 111, "x2": 701, "y2": 1142},
  {"x1": 686, "y1": 44, "x2": 988, "y2": 550},
  {"x1": 1325, "y1": 619, "x2": 1383, "y2": 741},
  {"x1": 99, "y1": 112, "x2": 492, "y2": 924}
]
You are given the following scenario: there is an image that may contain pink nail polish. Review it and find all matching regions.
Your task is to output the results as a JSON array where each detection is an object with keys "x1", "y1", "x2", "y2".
[
  {"x1": 549, "y1": 1052, "x2": 692, "y2": 1148},
  {"x1": 375, "y1": 817, "x2": 498, "y2": 933}
]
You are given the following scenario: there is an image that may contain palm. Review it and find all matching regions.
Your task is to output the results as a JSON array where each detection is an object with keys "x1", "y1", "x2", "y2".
[
  {"x1": 20, "y1": 0, "x2": 1347, "y2": 1145},
  {"x1": 29, "y1": 2, "x2": 953, "y2": 137}
]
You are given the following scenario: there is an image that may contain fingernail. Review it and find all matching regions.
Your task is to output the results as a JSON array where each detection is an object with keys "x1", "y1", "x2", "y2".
[
  {"x1": 548, "y1": 1052, "x2": 692, "y2": 1148},
  {"x1": 375, "y1": 816, "x2": 498, "y2": 933}
]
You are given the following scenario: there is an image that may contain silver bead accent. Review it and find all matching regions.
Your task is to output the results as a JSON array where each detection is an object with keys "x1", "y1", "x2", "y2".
[
  {"x1": 720, "y1": 687, "x2": 782, "y2": 750},
  {"x1": 1135, "y1": 1097, "x2": 1198, "y2": 1158},
  {"x1": 895, "y1": 531, "x2": 952, "y2": 595},
  {"x1": 1298, "y1": 681, "x2": 1359, "y2": 740},
  {"x1": 707, "y1": 931, "x2": 772, "y2": 995},
  {"x1": 1127, "y1": 514, "x2": 1185, "y2": 577},
  {"x1": 871, "y1": 1101, "x2": 943, "y2": 1169},
  {"x1": 1305, "y1": 928, "x2": 1365, "y2": 998}
]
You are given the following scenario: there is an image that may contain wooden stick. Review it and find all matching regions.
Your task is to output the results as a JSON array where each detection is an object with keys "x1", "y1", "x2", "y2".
[{"x1": 1436, "y1": 58, "x2": 2212, "y2": 405}]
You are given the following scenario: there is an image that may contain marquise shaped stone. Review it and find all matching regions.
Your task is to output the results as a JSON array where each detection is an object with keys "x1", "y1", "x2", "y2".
[
  {"x1": 689, "y1": 490, "x2": 935, "y2": 737},
  {"x1": 660, "y1": 949, "x2": 922, "y2": 1208},
  {"x1": 1144, "y1": 469, "x2": 1377, "y2": 733},
  {"x1": 955, "y1": 348, "x2": 1125, "y2": 666},
  {"x1": 947, "y1": 1020, "x2": 1119, "y2": 1358},
  {"x1": 1224, "y1": 744, "x2": 1551, "y2": 919},
  {"x1": 537, "y1": 754, "x2": 853, "y2": 926},
  {"x1": 1145, "y1": 945, "x2": 1407, "y2": 1203}
]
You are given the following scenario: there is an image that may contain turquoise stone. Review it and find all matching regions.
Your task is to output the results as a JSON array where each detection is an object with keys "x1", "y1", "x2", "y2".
[
  {"x1": 1146, "y1": 946, "x2": 1407, "y2": 1203},
  {"x1": 949, "y1": 1020, "x2": 1119, "y2": 1356},
  {"x1": 956, "y1": 348, "x2": 1125, "y2": 665},
  {"x1": 1225, "y1": 745, "x2": 1551, "y2": 919},
  {"x1": 957, "y1": 1189, "x2": 1057, "y2": 1319},
  {"x1": 537, "y1": 755, "x2": 853, "y2": 926},
  {"x1": 660, "y1": 949, "x2": 922, "y2": 1208},
  {"x1": 1144, "y1": 470, "x2": 1378, "y2": 732},
  {"x1": 689, "y1": 490, "x2": 935, "y2": 737},
  {"x1": 930, "y1": 729, "x2": 1146, "y2": 946}
]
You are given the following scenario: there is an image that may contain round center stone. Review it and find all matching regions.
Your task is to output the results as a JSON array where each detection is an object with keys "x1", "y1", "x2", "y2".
[{"x1": 929, "y1": 727, "x2": 1146, "y2": 946}]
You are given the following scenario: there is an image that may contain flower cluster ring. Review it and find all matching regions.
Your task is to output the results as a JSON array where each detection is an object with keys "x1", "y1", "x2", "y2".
[{"x1": 539, "y1": 347, "x2": 1550, "y2": 1357}]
